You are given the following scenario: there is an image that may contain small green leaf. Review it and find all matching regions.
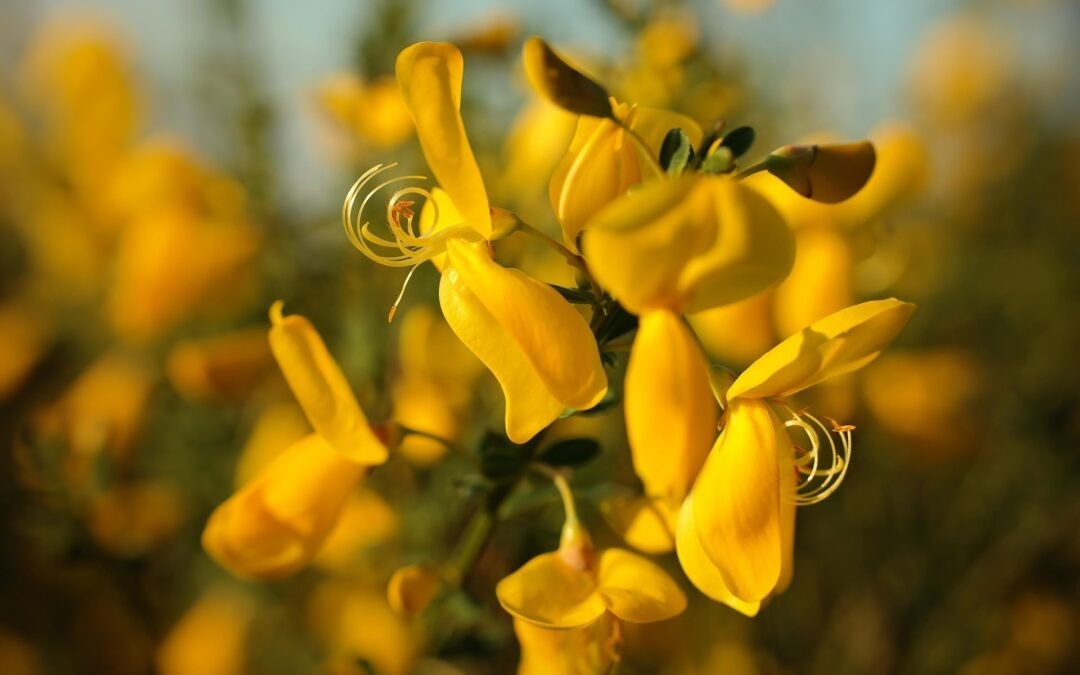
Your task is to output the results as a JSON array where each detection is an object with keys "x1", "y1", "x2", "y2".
[
  {"x1": 480, "y1": 433, "x2": 530, "y2": 482},
  {"x1": 539, "y1": 438, "x2": 601, "y2": 467},
  {"x1": 720, "y1": 126, "x2": 755, "y2": 158},
  {"x1": 659, "y1": 128, "x2": 695, "y2": 176},
  {"x1": 550, "y1": 284, "x2": 595, "y2": 305},
  {"x1": 697, "y1": 118, "x2": 727, "y2": 159},
  {"x1": 700, "y1": 146, "x2": 734, "y2": 174}
]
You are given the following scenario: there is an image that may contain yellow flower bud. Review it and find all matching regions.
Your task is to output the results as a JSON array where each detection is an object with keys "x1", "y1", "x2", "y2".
[
  {"x1": 767, "y1": 141, "x2": 876, "y2": 204},
  {"x1": 156, "y1": 590, "x2": 255, "y2": 675},
  {"x1": 387, "y1": 564, "x2": 443, "y2": 616},
  {"x1": 514, "y1": 613, "x2": 620, "y2": 675}
]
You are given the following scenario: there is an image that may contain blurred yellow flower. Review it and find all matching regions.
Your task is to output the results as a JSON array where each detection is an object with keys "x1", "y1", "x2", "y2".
[
  {"x1": 108, "y1": 206, "x2": 259, "y2": 344},
  {"x1": 20, "y1": 20, "x2": 140, "y2": 214},
  {"x1": 387, "y1": 563, "x2": 443, "y2": 615},
  {"x1": 314, "y1": 489, "x2": 399, "y2": 572},
  {"x1": 0, "y1": 631, "x2": 40, "y2": 675},
  {"x1": 0, "y1": 301, "x2": 50, "y2": 402},
  {"x1": 34, "y1": 350, "x2": 155, "y2": 476},
  {"x1": 88, "y1": 480, "x2": 186, "y2": 557},
  {"x1": 345, "y1": 42, "x2": 608, "y2": 443},
  {"x1": 315, "y1": 73, "x2": 414, "y2": 148},
  {"x1": 862, "y1": 348, "x2": 984, "y2": 455},
  {"x1": 166, "y1": 328, "x2": 275, "y2": 402},
  {"x1": 392, "y1": 304, "x2": 482, "y2": 465},
  {"x1": 232, "y1": 402, "x2": 310, "y2": 488},
  {"x1": 156, "y1": 589, "x2": 255, "y2": 675},
  {"x1": 308, "y1": 582, "x2": 417, "y2": 675}
]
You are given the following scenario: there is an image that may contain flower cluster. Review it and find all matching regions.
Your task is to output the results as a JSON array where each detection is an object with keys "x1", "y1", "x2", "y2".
[{"x1": 202, "y1": 37, "x2": 914, "y2": 672}]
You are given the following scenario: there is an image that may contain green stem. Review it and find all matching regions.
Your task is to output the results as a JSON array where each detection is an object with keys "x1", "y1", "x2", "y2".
[
  {"x1": 397, "y1": 426, "x2": 477, "y2": 468},
  {"x1": 443, "y1": 506, "x2": 494, "y2": 587},
  {"x1": 734, "y1": 157, "x2": 773, "y2": 181}
]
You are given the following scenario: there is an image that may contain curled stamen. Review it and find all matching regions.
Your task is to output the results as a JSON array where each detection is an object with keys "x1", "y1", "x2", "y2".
[
  {"x1": 778, "y1": 404, "x2": 853, "y2": 506},
  {"x1": 342, "y1": 164, "x2": 475, "y2": 268}
]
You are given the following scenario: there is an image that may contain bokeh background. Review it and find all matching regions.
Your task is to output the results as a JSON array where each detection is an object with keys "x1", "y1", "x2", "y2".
[{"x1": 1, "y1": 0, "x2": 1077, "y2": 673}]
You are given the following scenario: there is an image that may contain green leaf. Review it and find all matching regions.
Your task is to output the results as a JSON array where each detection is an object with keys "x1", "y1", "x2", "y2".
[
  {"x1": 550, "y1": 284, "x2": 595, "y2": 305},
  {"x1": 659, "y1": 128, "x2": 695, "y2": 176},
  {"x1": 700, "y1": 146, "x2": 734, "y2": 174},
  {"x1": 697, "y1": 118, "x2": 727, "y2": 159},
  {"x1": 720, "y1": 126, "x2": 755, "y2": 159},
  {"x1": 539, "y1": 438, "x2": 601, "y2": 467},
  {"x1": 480, "y1": 433, "x2": 530, "y2": 482}
]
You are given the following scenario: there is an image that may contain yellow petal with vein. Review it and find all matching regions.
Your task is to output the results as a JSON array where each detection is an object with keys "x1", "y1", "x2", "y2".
[
  {"x1": 691, "y1": 399, "x2": 786, "y2": 602},
  {"x1": 268, "y1": 302, "x2": 388, "y2": 465},
  {"x1": 596, "y1": 548, "x2": 687, "y2": 622},
  {"x1": 625, "y1": 310, "x2": 715, "y2": 499},
  {"x1": 495, "y1": 552, "x2": 606, "y2": 628},
  {"x1": 678, "y1": 177, "x2": 795, "y2": 314},
  {"x1": 675, "y1": 495, "x2": 761, "y2": 616},
  {"x1": 582, "y1": 176, "x2": 702, "y2": 313},
  {"x1": 439, "y1": 263, "x2": 564, "y2": 444},
  {"x1": 396, "y1": 42, "x2": 490, "y2": 236},
  {"x1": 601, "y1": 495, "x2": 678, "y2": 554},
  {"x1": 444, "y1": 240, "x2": 607, "y2": 440},
  {"x1": 727, "y1": 298, "x2": 916, "y2": 400}
]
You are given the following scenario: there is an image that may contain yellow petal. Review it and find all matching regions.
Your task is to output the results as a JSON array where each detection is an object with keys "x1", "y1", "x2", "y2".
[
  {"x1": 496, "y1": 551, "x2": 607, "y2": 629},
  {"x1": 596, "y1": 548, "x2": 686, "y2": 623},
  {"x1": 677, "y1": 177, "x2": 795, "y2": 314},
  {"x1": 625, "y1": 310, "x2": 715, "y2": 499},
  {"x1": 630, "y1": 106, "x2": 703, "y2": 155},
  {"x1": 675, "y1": 495, "x2": 761, "y2": 616},
  {"x1": 727, "y1": 298, "x2": 916, "y2": 400},
  {"x1": 202, "y1": 433, "x2": 368, "y2": 580},
  {"x1": 552, "y1": 118, "x2": 643, "y2": 249},
  {"x1": 417, "y1": 186, "x2": 465, "y2": 272},
  {"x1": 396, "y1": 42, "x2": 491, "y2": 237},
  {"x1": 772, "y1": 226, "x2": 853, "y2": 339},
  {"x1": 268, "y1": 302, "x2": 388, "y2": 465},
  {"x1": 439, "y1": 266, "x2": 564, "y2": 443},
  {"x1": 514, "y1": 614, "x2": 619, "y2": 675},
  {"x1": 691, "y1": 399, "x2": 787, "y2": 602},
  {"x1": 601, "y1": 495, "x2": 679, "y2": 554},
  {"x1": 581, "y1": 176, "x2": 702, "y2": 313},
  {"x1": 156, "y1": 589, "x2": 255, "y2": 675},
  {"x1": 442, "y1": 240, "x2": 607, "y2": 441},
  {"x1": 687, "y1": 291, "x2": 775, "y2": 367}
]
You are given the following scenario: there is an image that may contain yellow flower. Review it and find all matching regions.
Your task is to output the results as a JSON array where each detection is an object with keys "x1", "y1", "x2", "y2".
[
  {"x1": 862, "y1": 348, "x2": 984, "y2": 456},
  {"x1": 677, "y1": 299, "x2": 915, "y2": 615},
  {"x1": 202, "y1": 303, "x2": 388, "y2": 579},
  {"x1": 581, "y1": 175, "x2": 794, "y2": 523},
  {"x1": 343, "y1": 42, "x2": 607, "y2": 443},
  {"x1": 166, "y1": 328, "x2": 275, "y2": 402},
  {"x1": 33, "y1": 350, "x2": 155, "y2": 477},
  {"x1": 308, "y1": 582, "x2": 417, "y2": 675},
  {"x1": 497, "y1": 470, "x2": 685, "y2": 634},
  {"x1": 0, "y1": 300, "x2": 50, "y2": 402},
  {"x1": 156, "y1": 589, "x2": 255, "y2": 675},
  {"x1": 202, "y1": 433, "x2": 372, "y2": 580},
  {"x1": 87, "y1": 480, "x2": 185, "y2": 557},
  {"x1": 314, "y1": 73, "x2": 413, "y2": 148},
  {"x1": 514, "y1": 613, "x2": 620, "y2": 675},
  {"x1": 392, "y1": 305, "x2": 482, "y2": 465},
  {"x1": 547, "y1": 101, "x2": 702, "y2": 250}
]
